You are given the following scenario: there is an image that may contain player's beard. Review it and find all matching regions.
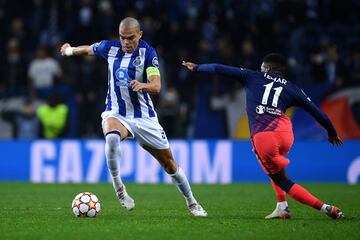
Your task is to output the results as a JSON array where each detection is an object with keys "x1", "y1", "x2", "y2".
[{"x1": 123, "y1": 45, "x2": 133, "y2": 53}]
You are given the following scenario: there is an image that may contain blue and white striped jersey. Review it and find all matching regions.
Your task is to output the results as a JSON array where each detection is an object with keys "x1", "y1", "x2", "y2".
[{"x1": 92, "y1": 39, "x2": 158, "y2": 118}]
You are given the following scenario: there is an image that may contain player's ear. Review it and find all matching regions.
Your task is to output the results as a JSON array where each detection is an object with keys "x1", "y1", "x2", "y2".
[
  {"x1": 138, "y1": 30, "x2": 143, "y2": 39},
  {"x1": 265, "y1": 64, "x2": 271, "y2": 73}
]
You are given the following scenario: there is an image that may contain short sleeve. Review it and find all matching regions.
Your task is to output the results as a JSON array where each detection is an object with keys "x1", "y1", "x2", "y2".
[
  {"x1": 144, "y1": 47, "x2": 160, "y2": 78},
  {"x1": 145, "y1": 47, "x2": 159, "y2": 69},
  {"x1": 91, "y1": 40, "x2": 109, "y2": 60}
]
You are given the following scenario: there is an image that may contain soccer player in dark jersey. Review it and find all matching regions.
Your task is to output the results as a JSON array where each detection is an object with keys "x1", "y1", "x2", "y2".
[{"x1": 182, "y1": 53, "x2": 344, "y2": 219}]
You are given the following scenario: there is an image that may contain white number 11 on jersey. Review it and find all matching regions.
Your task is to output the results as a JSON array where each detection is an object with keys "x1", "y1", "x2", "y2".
[{"x1": 261, "y1": 82, "x2": 283, "y2": 107}]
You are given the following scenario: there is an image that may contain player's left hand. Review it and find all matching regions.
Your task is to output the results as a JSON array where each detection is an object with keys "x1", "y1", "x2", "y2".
[
  {"x1": 130, "y1": 80, "x2": 144, "y2": 92},
  {"x1": 182, "y1": 61, "x2": 198, "y2": 71},
  {"x1": 328, "y1": 135, "x2": 343, "y2": 146}
]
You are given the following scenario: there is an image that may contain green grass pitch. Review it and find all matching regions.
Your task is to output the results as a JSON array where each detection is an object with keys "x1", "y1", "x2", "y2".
[{"x1": 0, "y1": 183, "x2": 359, "y2": 240}]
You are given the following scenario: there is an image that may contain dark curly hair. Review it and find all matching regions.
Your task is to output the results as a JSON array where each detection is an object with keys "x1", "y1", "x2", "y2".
[{"x1": 263, "y1": 53, "x2": 287, "y2": 77}]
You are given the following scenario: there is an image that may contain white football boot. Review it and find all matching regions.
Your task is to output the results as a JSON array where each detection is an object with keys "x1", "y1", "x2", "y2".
[
  {"x1": 116, "y1": 185, "x2": 135, "y2": 211},
  {"x1": 188, "y1": 203, "x2": 208, "y2": 217},
  {"x1": 325, "y1": 205, "x2": 344, "y2": 219},
  {"x1": 265, "y1": 206, "x2": 291, "y2": 219}
]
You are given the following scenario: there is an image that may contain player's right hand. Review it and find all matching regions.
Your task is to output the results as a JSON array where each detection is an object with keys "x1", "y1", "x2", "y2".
[
  {"x1": 60, "y1": 43, "x2": 71, "y2": 56},
  {"x1": 182, "y1": 61, "x2": 198, "y2": 71},
  {"x1": 328, "y1": 136, "x2": 343, "y2": 146}
]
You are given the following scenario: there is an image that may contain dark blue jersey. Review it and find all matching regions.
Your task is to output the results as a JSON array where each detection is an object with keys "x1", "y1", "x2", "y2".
[{"x1": 194, "y1": 64, "x2": 337, "y2": 137}]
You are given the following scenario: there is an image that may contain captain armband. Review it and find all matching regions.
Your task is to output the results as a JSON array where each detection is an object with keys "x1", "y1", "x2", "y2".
[{"x1": 146, "y1": 67, "x2": 160, "y2": 78}]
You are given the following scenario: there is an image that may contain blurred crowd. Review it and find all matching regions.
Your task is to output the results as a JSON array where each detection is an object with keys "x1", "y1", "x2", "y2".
[{"x1": 0, "y1": 0, "x2": 359, "y2": 139}]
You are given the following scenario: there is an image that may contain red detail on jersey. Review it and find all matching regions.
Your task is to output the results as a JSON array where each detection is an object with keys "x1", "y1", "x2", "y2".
[
  {"x1": 267, "y1": 114, "x2": 293, "y2": 132},
  {"x1": 252, "y1": 113, "x2": 292, "y2": 136}
]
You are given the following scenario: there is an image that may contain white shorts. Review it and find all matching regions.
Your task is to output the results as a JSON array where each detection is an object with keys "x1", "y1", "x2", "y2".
[{"x1": 101, "y1": 111, "x2": 169, "y2": 150}]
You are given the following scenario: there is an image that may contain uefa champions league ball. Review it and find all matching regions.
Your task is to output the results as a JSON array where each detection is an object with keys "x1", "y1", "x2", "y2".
[{"x1": 72, "y1": 192, "x2": 101, "y2": 217}]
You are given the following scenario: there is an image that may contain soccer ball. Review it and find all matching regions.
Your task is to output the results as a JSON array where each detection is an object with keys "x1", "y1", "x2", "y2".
[{"x1": 71, "y1": 192, "x2": 101, "y2": 217}]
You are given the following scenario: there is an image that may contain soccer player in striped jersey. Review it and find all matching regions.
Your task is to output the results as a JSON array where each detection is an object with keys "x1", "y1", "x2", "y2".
[
  {"x1": 182, "y1": 53, "x2": 344, "y2": 220},
  {"x1": 60, "y1": 17, "x2": 207, "y2": 217}
]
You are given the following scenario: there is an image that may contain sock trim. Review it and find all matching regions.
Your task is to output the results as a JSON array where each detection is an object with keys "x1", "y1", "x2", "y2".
[
  {"x1": 169, "y1": 165, "x2": 180, "y2": 177},
  {"x1": 320, "y1": 204, "x2": 330, "y2": 212},
  {"x1": 105, "y1": 130, "x2": 121, "y2": 137}
]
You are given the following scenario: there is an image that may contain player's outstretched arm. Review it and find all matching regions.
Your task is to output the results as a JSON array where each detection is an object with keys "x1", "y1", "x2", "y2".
[
  {"x1": 309, "y1": 110, "x2": 343, "y2": 147},
  {"x1": 182, "y1": 61, "x2": 246, "y2": 79},
  {"x1": 60, "y1": 43, "x2": 94, "y2": 56},
  {"x1": 294, "y1": 87, "x2": 343, "y2": 147},
  {"x1": 301, "y1": 103, "x2": 342, "y2": 147}
]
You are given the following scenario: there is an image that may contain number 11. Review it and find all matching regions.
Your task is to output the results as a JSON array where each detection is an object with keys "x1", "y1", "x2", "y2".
[{"x1": 261, "y1": 82, "x2": 283, "y2": 107}]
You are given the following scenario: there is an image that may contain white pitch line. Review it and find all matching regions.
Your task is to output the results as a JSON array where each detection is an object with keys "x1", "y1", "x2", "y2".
[{"x1": 1, "y1": 207, "x2": 64, "y2": 210}]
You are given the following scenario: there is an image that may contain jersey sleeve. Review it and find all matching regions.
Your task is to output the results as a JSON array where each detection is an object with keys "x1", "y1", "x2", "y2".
[
  {"x1": 292, "y1": 85, "x2": 337, "y2": 137},
  {"x1": 91, "y1": 40, "x2": 109, "y2": 60},
  {"x1": 194, "y1": 64, "x2": 250, "y2": 81},
  {"x1": 145, "y1": 47, "x2": 160, "y2": 78}
]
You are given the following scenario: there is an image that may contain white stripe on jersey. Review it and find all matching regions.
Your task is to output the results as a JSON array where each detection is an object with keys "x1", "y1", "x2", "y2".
[
  {"x1": 135, "y1": 48, "x2": 145, "y2": 82},
  {"x1": 107, "y1": 46, "x2": 120, "y2": 112},
  {"x1": 119, "y1": 53, "x2": 134, "y2": 117},
  {"x1": 148, "y1": 95, "x2": 156, "y2": 114},
  {"x1": 136, "y1": 48, "x2": 156, "y2": 117}
]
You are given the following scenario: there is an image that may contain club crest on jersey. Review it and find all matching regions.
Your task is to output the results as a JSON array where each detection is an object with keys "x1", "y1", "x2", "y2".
[
  {"x1": 132, "y1": 56, "x2": 142, "y2": 67},
  {"x1": 152, "y1": 57, "x2": 159, "y2": 67},
  {"x1": 256, "y1": 105, "x2": 265, "y2": 114}
]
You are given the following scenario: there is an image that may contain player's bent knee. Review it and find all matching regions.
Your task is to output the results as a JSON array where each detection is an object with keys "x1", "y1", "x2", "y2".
[
  {"x1": 103, "y1": 118, "x2": 128, "y2": 138},
  {"x1": 271, "y1": 178, "x2": 294, "y2": 193}
]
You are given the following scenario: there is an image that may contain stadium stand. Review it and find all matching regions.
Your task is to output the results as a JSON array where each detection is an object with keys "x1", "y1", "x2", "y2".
[{"x1": 0, "y1": 0, "x2": 359, "y2": 139}]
